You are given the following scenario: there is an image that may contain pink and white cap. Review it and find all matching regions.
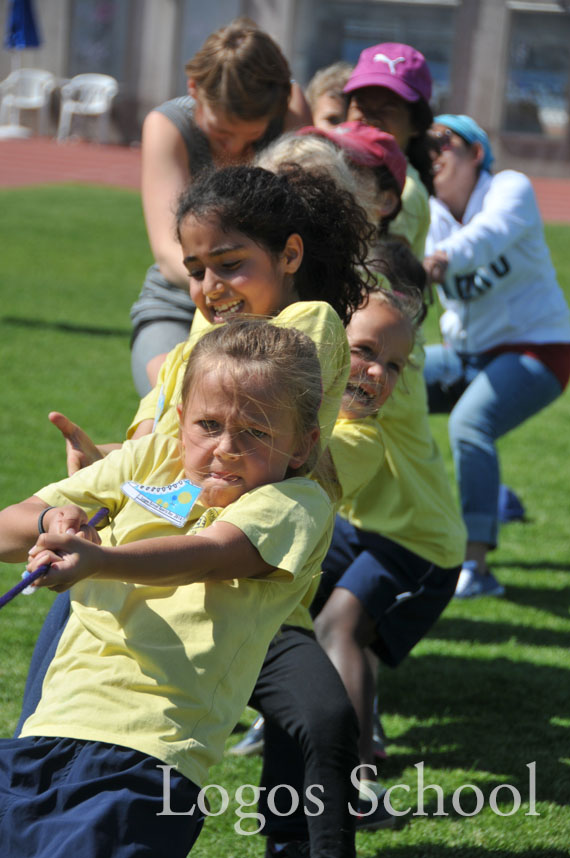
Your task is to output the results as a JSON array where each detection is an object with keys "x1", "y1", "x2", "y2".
[
  {"x1": 297, "y1": 121, "x2": 407, "y2": 192},
  {"x1": 343, "y1": 42, "x2": 432, "y2": 103}
]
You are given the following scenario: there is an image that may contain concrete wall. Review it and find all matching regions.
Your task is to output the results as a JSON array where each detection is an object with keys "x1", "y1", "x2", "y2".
[
  {"x1": 1, "y1": 0, "x2": 568, "y2": 173},
  {"x1": 0, "y1": 0, "x2": 70, "y2": 79}
]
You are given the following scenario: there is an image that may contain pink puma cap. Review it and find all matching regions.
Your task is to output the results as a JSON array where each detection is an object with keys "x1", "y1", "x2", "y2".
[{"x1": 344, "y1": 42, "x2": 432, "y2": 103}]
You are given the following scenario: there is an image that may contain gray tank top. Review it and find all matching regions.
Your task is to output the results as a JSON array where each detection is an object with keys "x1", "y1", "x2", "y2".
[
  {"x1": 130, "y1": 98, "x2": 284, "y2": 332},
  {"x1": 155, "y1": 96, "x2": 284, "y2": 177},
  {"x1": 155, "y1": 97, "x2": 213, "y2": 177}
]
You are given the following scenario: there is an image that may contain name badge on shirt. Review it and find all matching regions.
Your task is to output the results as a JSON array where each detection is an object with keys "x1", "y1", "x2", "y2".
[{"x1": 121, "y1": 479, "x2": 202, "y2": 527}]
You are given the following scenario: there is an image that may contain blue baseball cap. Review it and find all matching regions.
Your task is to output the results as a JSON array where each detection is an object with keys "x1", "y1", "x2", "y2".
[{"x1": 434, "y1": 114, "x2": 494, "y2": 172}]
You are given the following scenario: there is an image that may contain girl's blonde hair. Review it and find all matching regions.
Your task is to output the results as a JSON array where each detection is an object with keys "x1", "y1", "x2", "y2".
[
  {"x1": 256, "y1": 132, "x2": 379, "y2": 228},
  {"x1": 365, "y1": 284, "x2": 424, "y2": 357},
  {"x1": 184, "y1": 17, "x2": 291, "y2": 122},
  {"x1": 305, "y1": 62, "x2": 354, "y2": 110},
  {"x1": 181, "y1": 320, "x2": 322, "y2": 475},
  {"x1": 257, "y1": 131, "x2": 405, "y2": 244}
]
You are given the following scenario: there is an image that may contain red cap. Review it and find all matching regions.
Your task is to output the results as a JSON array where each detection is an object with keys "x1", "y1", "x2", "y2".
[{"x1": 297, "y1": 121, "x2": 407, "y2": 192}]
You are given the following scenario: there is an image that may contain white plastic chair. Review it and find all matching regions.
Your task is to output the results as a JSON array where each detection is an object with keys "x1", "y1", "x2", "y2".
[
  {"x1": 0, "y1": 69, "x2": 56, "y2": 135},
  {"x1": 57, "y1": 74, "x2": 119, "y2": 143}
]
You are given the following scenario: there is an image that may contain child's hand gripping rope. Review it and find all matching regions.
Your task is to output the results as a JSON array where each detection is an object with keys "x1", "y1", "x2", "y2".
[{"x1": 0, "y1": 508, "x2": 109, "y2": 609}]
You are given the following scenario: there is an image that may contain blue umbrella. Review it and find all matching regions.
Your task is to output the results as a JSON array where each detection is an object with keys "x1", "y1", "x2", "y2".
[{"x1": 4, "y1": 0, "x2": 41, "y2": 52}]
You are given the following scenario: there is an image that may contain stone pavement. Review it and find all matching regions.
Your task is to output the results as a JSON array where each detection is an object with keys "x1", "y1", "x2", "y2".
[{"x1": 1, "y1": 136, "x2": 569, "y2": 223}]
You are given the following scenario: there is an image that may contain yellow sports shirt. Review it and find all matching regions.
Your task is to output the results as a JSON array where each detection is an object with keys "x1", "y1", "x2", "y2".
[
  {"x1": 22, "y1": 434, "x2": 333, "y2": 787},
  {"x1": 390, "y1": 162, "x2": 430, "y2": 260},
  {"x1": 127, "y1": 301, "x2": 349, "y2": 452},
  {"x1": 330, "y1": 344, "x2": 466, "y2": 569}
]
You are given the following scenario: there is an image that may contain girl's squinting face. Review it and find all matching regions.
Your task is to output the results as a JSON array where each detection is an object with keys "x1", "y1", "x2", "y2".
[
  {"x1": 341, "y1": 300, "x2": 413, "y2": 419},
  {"x1": 179, "y1": 366, "x2": 312, "y2": 508},
  {"x1": 347, "y1": 87, "x2": 416, "y2": 151},
  {"x1": 180, "y1": 216, "x2": 300, "y2": 325}
]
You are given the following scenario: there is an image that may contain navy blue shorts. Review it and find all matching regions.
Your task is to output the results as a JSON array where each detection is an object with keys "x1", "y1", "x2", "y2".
[
  {"x1": 0, "y1": 736, "x2": 203, "y2": 858},
  {"x1": 312, "y1": 516, "x2": 460, "y2": 667}
]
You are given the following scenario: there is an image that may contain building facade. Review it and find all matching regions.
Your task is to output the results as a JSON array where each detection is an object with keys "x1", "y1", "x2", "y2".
[{"x1": 1, "y1": 0, "x2": 569, "y2": 175}]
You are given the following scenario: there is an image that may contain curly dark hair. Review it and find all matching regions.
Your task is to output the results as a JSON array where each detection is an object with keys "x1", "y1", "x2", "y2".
[{"x1": 176, "y1": 165, "x2": 376, "y2": 325}]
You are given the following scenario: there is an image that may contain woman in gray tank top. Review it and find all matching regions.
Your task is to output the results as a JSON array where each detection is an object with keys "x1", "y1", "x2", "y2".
[{"x1": 129, "y1": 17, "x2": 310, "y2": 396}]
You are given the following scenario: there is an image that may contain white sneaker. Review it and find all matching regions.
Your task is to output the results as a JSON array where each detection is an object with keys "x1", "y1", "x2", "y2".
[
  {"x1": 455, "y1": 561, "x2": 505, "y2": 599},
  {"x1": 228, "y1": 715, "x2": 265, "y2": 756}
]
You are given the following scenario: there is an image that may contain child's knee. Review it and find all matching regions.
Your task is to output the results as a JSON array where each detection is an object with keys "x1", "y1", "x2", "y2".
[{"x1": 314, "y1": 589, "x2": 362, "y2": 648}]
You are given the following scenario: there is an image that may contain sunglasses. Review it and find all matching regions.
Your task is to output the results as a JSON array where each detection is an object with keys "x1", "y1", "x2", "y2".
[{"x1": 426, "y1": 128, "x2": 455, "y2": 155}]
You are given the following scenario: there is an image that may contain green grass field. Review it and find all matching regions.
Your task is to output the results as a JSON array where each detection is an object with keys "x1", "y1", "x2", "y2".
[{"x1": 0, "y1": 186, "x2": 568, "y2": 856}]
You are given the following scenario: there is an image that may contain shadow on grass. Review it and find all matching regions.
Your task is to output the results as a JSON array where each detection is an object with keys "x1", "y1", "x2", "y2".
[
  {"x1": 496, "y1": 561, "x2": 570, "y2": 573},
  {"x1": 431, "y1": 616, "x2": 569, "y2": 648},
  {"x1": 364, "y1": 848, "x2": 569, "y2": 858},
  {"x1": 503, "y1": 585, "x2": 570, "y2": 618},
  {"x1": 2, "y1": 316, "x2": 130, "y2": 338},
  {"x1": 379, "y1": 654, "x2": 569, "y2": 805}
]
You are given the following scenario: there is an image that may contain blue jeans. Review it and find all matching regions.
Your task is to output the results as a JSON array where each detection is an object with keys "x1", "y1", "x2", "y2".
[{"x1": 424, "y1": 346, "x2": 562, "y2": 547}]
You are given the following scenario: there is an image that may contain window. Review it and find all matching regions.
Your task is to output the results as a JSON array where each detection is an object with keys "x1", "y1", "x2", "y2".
[
  {"x1": 69, "y1": 0, "x2": 130, "y2": 81},
  {"x1": 504, "y1": 10, "x2": 570, "y2": 137},
  {"x1": 306, "y1": 1, "x2": 456, "y2": 113}
]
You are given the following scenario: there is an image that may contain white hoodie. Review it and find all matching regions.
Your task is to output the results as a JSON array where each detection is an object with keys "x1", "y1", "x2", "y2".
[{"x1": 427, "y1": 169, "x2": 570, "y2": 354}]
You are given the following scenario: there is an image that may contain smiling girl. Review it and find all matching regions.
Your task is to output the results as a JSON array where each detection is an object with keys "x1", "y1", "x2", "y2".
[
  {"x1": 130, "y1": 18, "x2": 311, "y2": 396},
  {"x1": 340, "y1": 289, "x2": 415, "y2": 420},
  {"x1": 311, "y1": 283, "x2": 464, "y2": 821},
  {"x1": 125, "y1": 164, "x2": 373, "y2": 450}
]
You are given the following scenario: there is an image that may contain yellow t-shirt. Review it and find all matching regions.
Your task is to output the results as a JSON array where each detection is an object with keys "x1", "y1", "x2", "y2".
[
  {"x1": 330, "y1": 344, "x2": 466, "y2": 569},
  {"x1": 390, "y1": 162, "x2": 430, "y2": 260},
  {"x1": 188, "y1": 304, "x2": 211, "y2": 338},
  {"x1": 127, "y1": 301, "x2": 350, "y2": 453},
  {"x1": 21, "y1": 434, "x2": 333, "y2": 787}
]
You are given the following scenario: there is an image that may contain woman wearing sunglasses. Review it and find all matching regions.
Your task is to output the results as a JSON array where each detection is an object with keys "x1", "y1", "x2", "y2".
[{"x1": 423, "y1": 114, "x2": 570, "y2": 598}]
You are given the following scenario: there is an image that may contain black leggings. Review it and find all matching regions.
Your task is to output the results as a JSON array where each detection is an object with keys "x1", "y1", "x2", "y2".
[{"x1": 251, "y1": 626, "x2": 358, "y2": 856}]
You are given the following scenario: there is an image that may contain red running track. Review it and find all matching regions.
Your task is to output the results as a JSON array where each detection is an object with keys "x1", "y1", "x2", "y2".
[
  {"x1": 1, "y1": 136, "x2": 569, "y2": 223},
  {"x1": 0, "y1": 138, "x2": 141, "y2": 190}
]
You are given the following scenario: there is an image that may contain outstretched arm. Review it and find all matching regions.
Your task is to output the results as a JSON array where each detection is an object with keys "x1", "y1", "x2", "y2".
[
  {"x1": 0, "y1": 498, "x2": 100, "y2": 563},
  {"x1": 26, "y1": 520, "x2": 273, "y2": 593},
  {"x1": 141, "y1": 110, "x2": 191, "y2": 289},
  {"x1": 49, "y1": 412, "x2": 154, "y2": 476},
  {"x1": 49, "y1": 412, "x2": 107, "y2": 475},
  {"x1": 434, "y1": 172, "x2": 538, "y2": 275}
]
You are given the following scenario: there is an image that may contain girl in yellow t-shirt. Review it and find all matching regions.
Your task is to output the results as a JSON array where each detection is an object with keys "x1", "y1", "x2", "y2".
[
  {"x1": 312, "y1": 279, "x2": 466, "y2": 823},
  {"x1": 50, "y1": 163, "x2": 375, "y2": 469},
  {"x1": 15, "y1": 162, "x2": 380, "y2": 858},
  {"x1": 0, "y1": 320, "x2": 330, "y2": 858}
]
